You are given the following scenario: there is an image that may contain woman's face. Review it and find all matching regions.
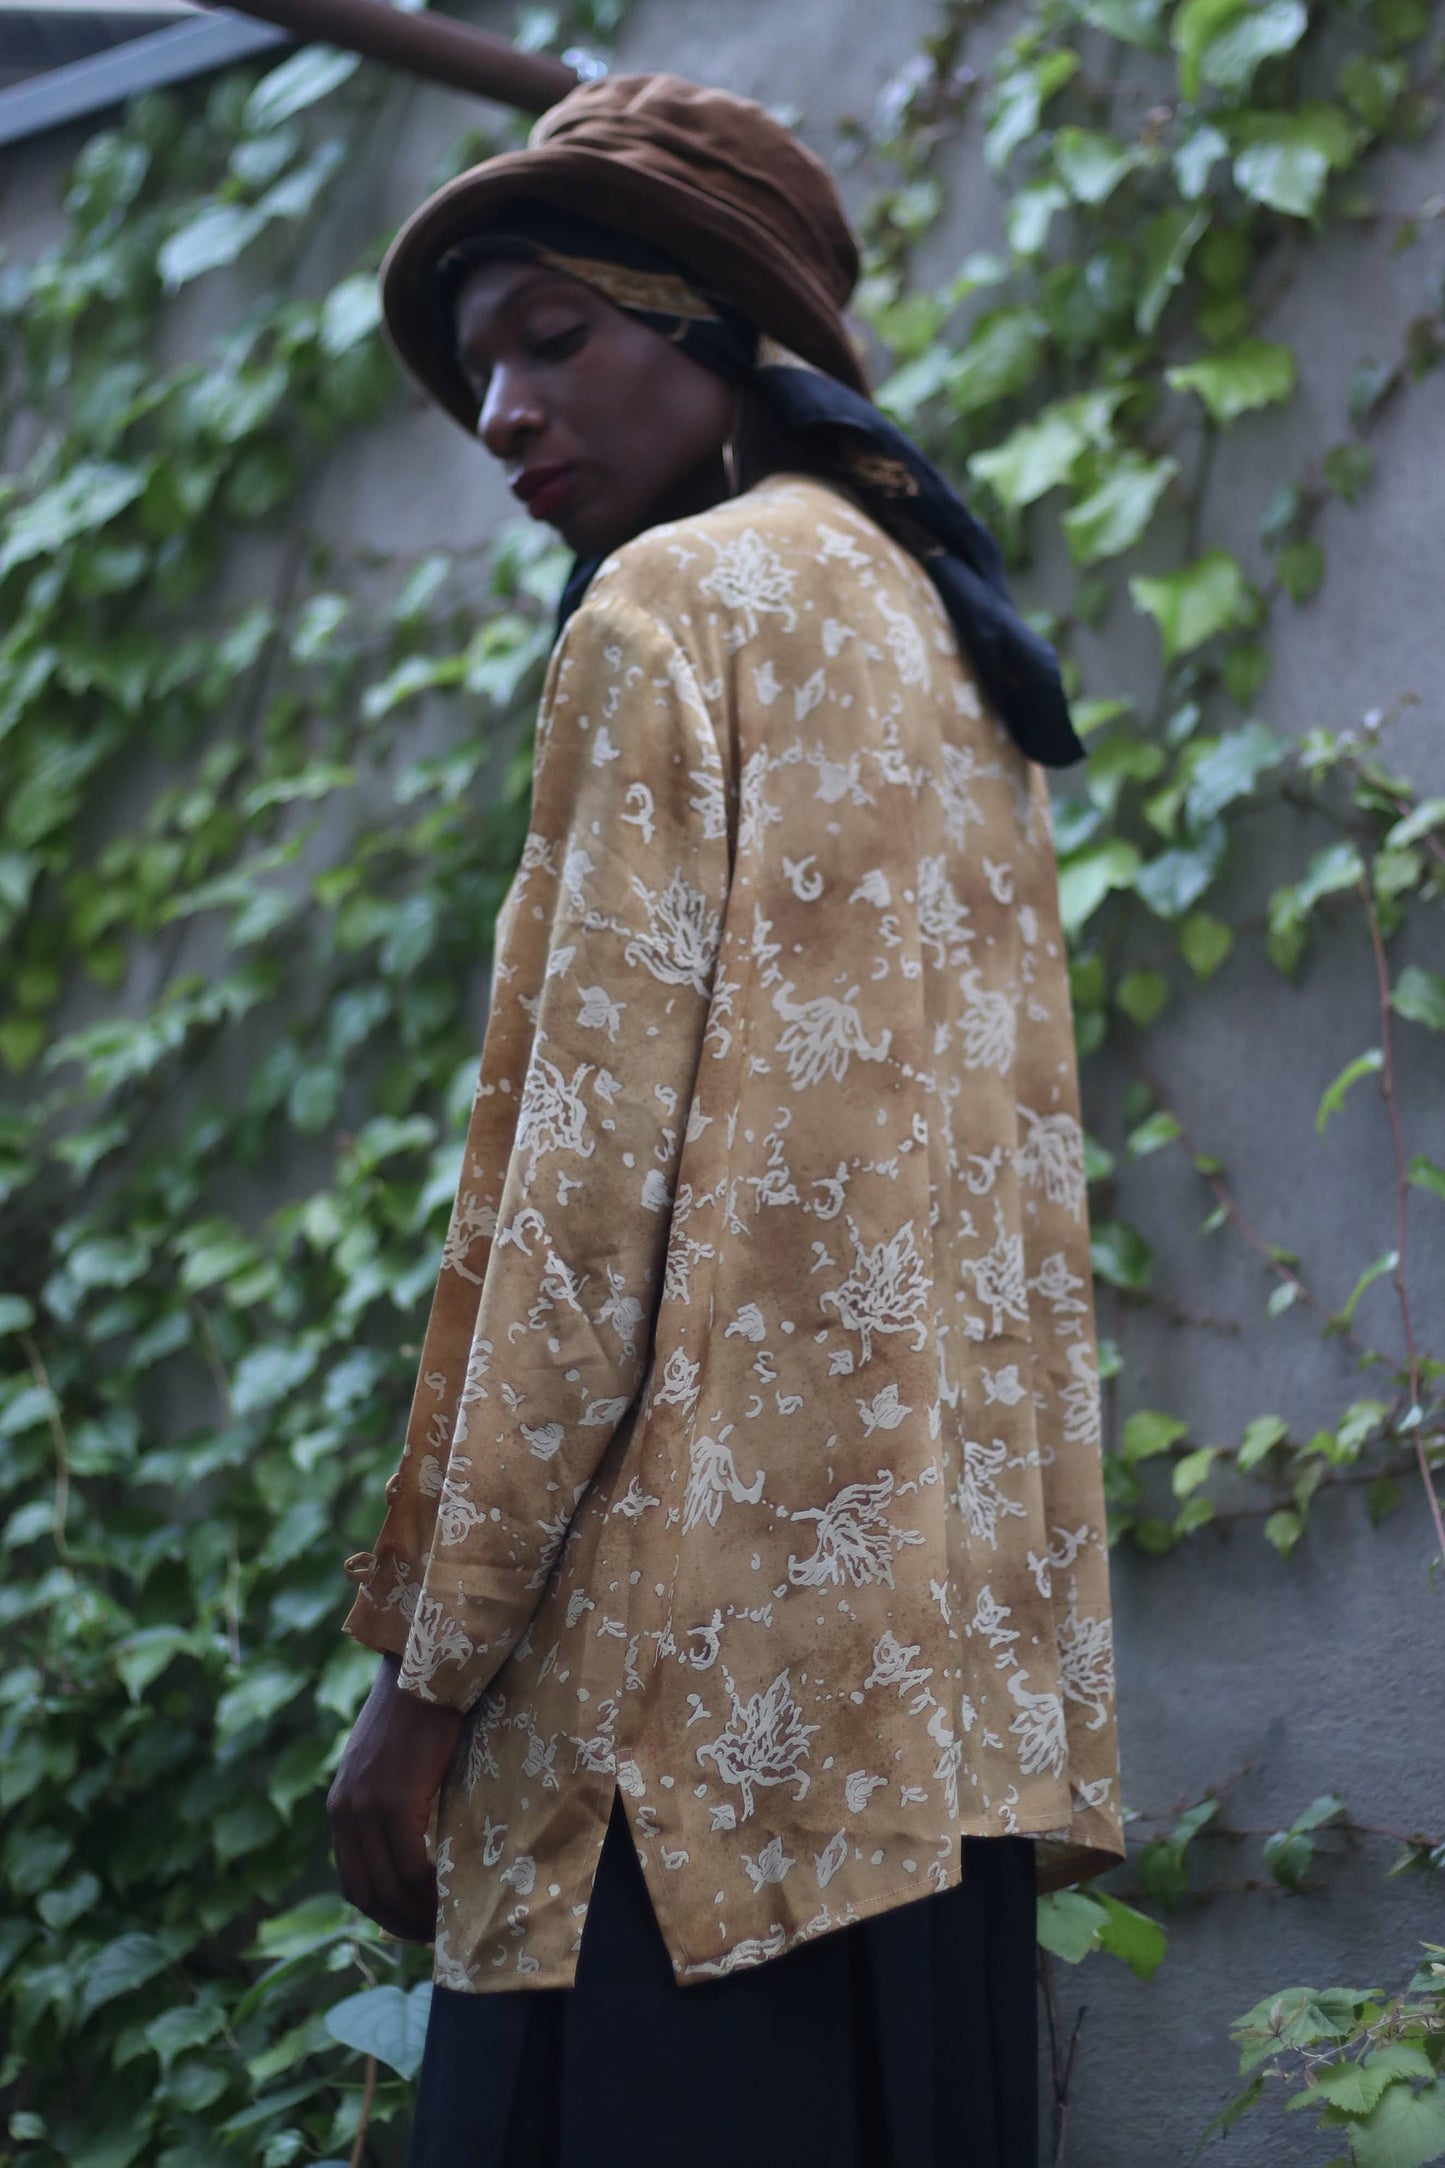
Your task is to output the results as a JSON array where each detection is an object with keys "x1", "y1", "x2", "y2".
[{"x1": 453, "y1": 258, "x2": 736, "y2": 557}]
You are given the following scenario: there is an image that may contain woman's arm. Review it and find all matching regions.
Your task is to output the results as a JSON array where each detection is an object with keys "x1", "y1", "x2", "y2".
[{"x1": 329, "y1": 587, "x2": 728, "y2": 1928}]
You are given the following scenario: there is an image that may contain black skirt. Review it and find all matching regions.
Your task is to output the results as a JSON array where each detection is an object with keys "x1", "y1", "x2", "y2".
[{"x1": 408, "y1": 1794, "x2": 1039, "y2": 2168}]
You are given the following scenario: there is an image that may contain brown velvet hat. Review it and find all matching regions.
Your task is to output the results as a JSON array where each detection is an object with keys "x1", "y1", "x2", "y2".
[{"x1": 379, "y1": 71, "x2": 868, "y2": 434}]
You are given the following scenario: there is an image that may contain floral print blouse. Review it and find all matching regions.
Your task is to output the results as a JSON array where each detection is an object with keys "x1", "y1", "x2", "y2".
[{"x1": 343, "y1": 474, "x2": 1124, "y2": 1990}]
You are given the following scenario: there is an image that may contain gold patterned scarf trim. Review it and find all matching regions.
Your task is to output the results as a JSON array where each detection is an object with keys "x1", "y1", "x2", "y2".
[{"x1": 535, "y1": 249, "x2": 721, "y2": 324}]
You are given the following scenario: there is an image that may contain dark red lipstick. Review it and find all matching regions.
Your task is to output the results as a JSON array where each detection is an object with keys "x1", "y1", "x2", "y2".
[{"x1": 510, "y1": 463, "x2": 575, "y2": 520}]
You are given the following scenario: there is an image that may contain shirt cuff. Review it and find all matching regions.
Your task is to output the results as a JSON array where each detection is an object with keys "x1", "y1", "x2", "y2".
[{"x1": 341, "y1": 1564, "x2": 416, "y2": 1665}]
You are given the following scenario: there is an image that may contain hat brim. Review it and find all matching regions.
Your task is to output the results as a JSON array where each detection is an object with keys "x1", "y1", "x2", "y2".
[{"x1": 379, "y1": 145, "x2": 870, "y2": 436}]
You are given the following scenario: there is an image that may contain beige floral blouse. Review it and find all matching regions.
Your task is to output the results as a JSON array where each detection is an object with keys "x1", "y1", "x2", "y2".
[{"x1": 343, "y1": 474, "x2": 1124, "y2": 1990}]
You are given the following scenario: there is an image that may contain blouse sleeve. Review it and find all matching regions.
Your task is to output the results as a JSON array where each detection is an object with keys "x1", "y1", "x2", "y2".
[{"x1": 342, "y1": 587, "x2": 729, "y2": 1710}]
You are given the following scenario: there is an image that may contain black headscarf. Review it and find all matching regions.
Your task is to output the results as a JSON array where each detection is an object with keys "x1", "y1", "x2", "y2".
[{"x1": 438, "y1": 205, "x2": 1083, "y2": 769}]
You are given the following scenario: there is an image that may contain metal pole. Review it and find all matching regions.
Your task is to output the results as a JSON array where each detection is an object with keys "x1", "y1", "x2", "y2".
[{"x1": 197, "y1": 0, "x2": 579, "y2": 111}]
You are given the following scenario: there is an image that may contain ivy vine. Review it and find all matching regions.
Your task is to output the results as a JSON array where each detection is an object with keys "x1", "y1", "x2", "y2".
[{"x1": 848, "y1": 1, "x2": 1444, "y2": 2158}]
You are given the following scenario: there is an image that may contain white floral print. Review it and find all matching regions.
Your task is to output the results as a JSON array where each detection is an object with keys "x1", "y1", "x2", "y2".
[
  {"x1": 771, "y1": 981, "x2": 892, "y2": 1090},
  {"x1": 821, "y1": 1217, "x2": 931, "y2": 1365},
  {"x1": 697, "y1": 1669, "x2": 819, "y2": 1822}
]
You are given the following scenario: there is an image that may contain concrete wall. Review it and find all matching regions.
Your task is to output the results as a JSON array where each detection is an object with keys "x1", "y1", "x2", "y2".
[{"x1": 5, "y1": 2, "x2": 1442, "y2": 2160}]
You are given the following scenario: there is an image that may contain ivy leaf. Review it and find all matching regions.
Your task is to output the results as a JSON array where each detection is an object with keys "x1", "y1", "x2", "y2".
[
  {"x1": 1349, "y1": 2079, "x2": 1445, "y2": 2168},
  {"x1": 231, "y1": 1341, "x2": 318, "y2": 1414},
  {"x1": 319, "y1": 274, "x2": 382, "y2": 358},
  {"x1": 1135, "y1": 205, "x2": 1208, "y2": 334},
  {"x1": 1408, "y1": 1155, "x2": 1445, "y2": 1203},
  {"x1": 1335, "y1": 1249, "x2": 1399, "y2": 1328},
  {"x1": 1174, "y1": 122, "x2": 1229, "y2": 198},
  {"x1": 1086, "y1": 732, "x2": 1165, "y2": 815},
  {"x1": 1056, "y1": 837, "x2": 1141, "y2": 935},
  {"x1": 1349, "y1": 356, "x2": 1396, "y2": 423},
  {"x1": 1237, "y1": 1414, "x2": 1288, "y2": 1469},
  {"x1": 1137, "y1": 1797, "x2": 1218, "y2": 1909},
  {"x1": 1299, "y1": 840, "x2": 1367, "y2": 912},
  {"x1": 1184, "y1": 723, "x2": 1285, "y2": 827},
  {"x1": 255, "y1": 141, "x2": 345, "y2": 226},
  {"x1": 1323, "y1": 441, "x2": 1375, "y2": 503},
  {"x1": 1053, "y1": 127, "x2": 1148, "y2": 204},
  {"x1": 250, "y1": 1892, "x2": 355, "y2": 1965},
  {"x1": 1277, "y1": 539, "x2": 1325, "y2": 603},
  {"x1": 1063, "y1": 453, "x2": 1177, "y2": 564},
  {"x1": 1167, "y1": 339, "x2": 1297, "y2": 423},
  {"x1": 1325, "y1": 1404, "x2": 1386, "y2": 1456},
  {"x1": 1293, "y1": 1792, "x2": 1346, "y2": 1834},
  {"x1": 1267, "y1": 839, "x2": 1366, "y2": 971},
  {"x1": 1260, "y1": 1795, "x2": 1344, "y2": 1890},
  {"x1": 984, "y1": 49, "x2": 1081, "y2": 171},
  {"x1": 1232, "y1": 1985, "x2": 1376, "y2": 2070},
  {"x1": 1117, "y1": 971, "x2": 1170, "y2": 1027},
  {"x1": 1096, "y1": 1893, "x2": 1168, "y2": 1980},
  {"x1": 0, "y1": 1293, "x2": 35, "y2": 1336},
  {"x1": 1172, "y1": 1446, "x2": 1218, "y2": 1498},
  {"x1": 160, "y1": 204, "x2": 268, "y2": 291},
  {"x1": 1264, "y1": 1507, "x2": 1304, "y2": 1556},
  {"x1": 214, "y1": 1661, "x2": 307, "y2": 1742},
  {"x1": 1127, "y1": 1109, "x2": 1181, "y2": 1156},
  {"x1": 1075, "y1": 0, "x2": 1168, "y2": 46},
  {"x1": 115, "y1": 1627, "x2": 196, "y2": 1702},
  {"x1": 1233, "y1": 106, "x2": 1362, "y2": 218},
  {"x1": 1391, "y1": 966, "x2": 1445, "y2": 1031},
  {"x1": 875, "y1": 347, "x2": 956, "y2": 424},
  {"x1": 1131, "y1": 551, "x2": 1255, "y2": 663},
  {"x1": 970, "y1": 390, "x2": 1124, "y2": 510},
  {"x1": 1384, "y1": 797, "x2": 1445, "y2": 851},
  {"x1": 1007, "y1": 181, "x2": 1069, "y2": 258},
  {"x1": 1313, "y1": 2058, "x2": 1414, "y2": 2120},
  {"x1": 1339, "y1": 52, "x2": 1409, "y2": 129},
  {"x1": 244, "y1": 45, "x2": 360, "y2": 132},
  {"x1": 1036, "y1": 1888, "x2": 1105, "y2": 1962},
  {"x1": 324, "y1": 1981, "x2": 433, "y2": 2081},
  {"x1": 1263, "y1": 1827, "x2": 1315, "y2": 1891},
  {"x1": 1174, "y1": 0, "x2": 1248, "y2": 99},
  {"x1": 1134, "y1": 822, "x2": 1228, "y2": 917},
  {"x1": 1180, "y1": 0, "x2": 1307, "y2": 98},
  {"x1": 1122, "y1": 1410, "x2": 1189, "y2": 1461},
  {"x1": 1092, "y1": 1220, "x2": 1155, "y2": 1290},
  {"x1": 1316, "y1": 1048, "x2": 1383, "y2": 1134},
  {"x1": 1239, "y1": 134, "x2": 1325, "y2": 217},
  {"x1": 80, "y1": 1932, "x2": 177, "y2": 2020},
  {"x1": 1180, "y1": 911, "x2": 1233, "y2": 977},
  {"x1": 949, "y1": 306, "x2": 1049, "y2": 416},
  {"x1": 36, "y1": 1872, "x2": 102, "y2": 1932},
  {"x1": 0, "y1": 463, "x2": 147, "y2": 582}
]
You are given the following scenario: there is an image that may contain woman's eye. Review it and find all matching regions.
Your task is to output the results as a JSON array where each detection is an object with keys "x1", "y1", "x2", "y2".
[{"x1": 534, "y1": 324, "x2": 586, "y2": 363}]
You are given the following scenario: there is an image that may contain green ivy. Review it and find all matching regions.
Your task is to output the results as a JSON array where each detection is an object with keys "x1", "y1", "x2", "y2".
[{"x1": 0, "y1": 22, "x2": 583, "y2": 2165}]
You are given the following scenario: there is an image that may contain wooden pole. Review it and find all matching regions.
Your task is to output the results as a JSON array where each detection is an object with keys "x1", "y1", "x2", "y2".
[{"x1": 198, "y1": 0, "x2": 579, "y2": 112}]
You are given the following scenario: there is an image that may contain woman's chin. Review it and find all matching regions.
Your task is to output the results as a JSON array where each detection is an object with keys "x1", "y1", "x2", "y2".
[
  {"x1": 555, "y1": 474, "x2": 726, "y2": 559},
  {"x1": 557, "y1": 510, "x2": 638, "y2": 560}
]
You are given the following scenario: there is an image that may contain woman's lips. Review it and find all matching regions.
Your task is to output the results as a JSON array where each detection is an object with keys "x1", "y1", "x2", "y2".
[{"x1": 510, "y1": 464, "x2": 576, "y2": 521}]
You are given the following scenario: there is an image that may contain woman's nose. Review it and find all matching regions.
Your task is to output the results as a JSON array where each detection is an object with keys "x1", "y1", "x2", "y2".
[{"x1": 478, "y1": 366, "x2": 545, "y2": 461}]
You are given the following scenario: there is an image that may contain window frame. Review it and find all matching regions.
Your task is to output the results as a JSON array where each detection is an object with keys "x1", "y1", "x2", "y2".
[{"x1": 0, "y1": 5, "x2": 286, "y2": 148}]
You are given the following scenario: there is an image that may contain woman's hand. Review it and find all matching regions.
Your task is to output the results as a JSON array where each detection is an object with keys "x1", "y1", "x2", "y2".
[{"x1": 327, "y1": 1652, "x2": 465, "y2": 1942}]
